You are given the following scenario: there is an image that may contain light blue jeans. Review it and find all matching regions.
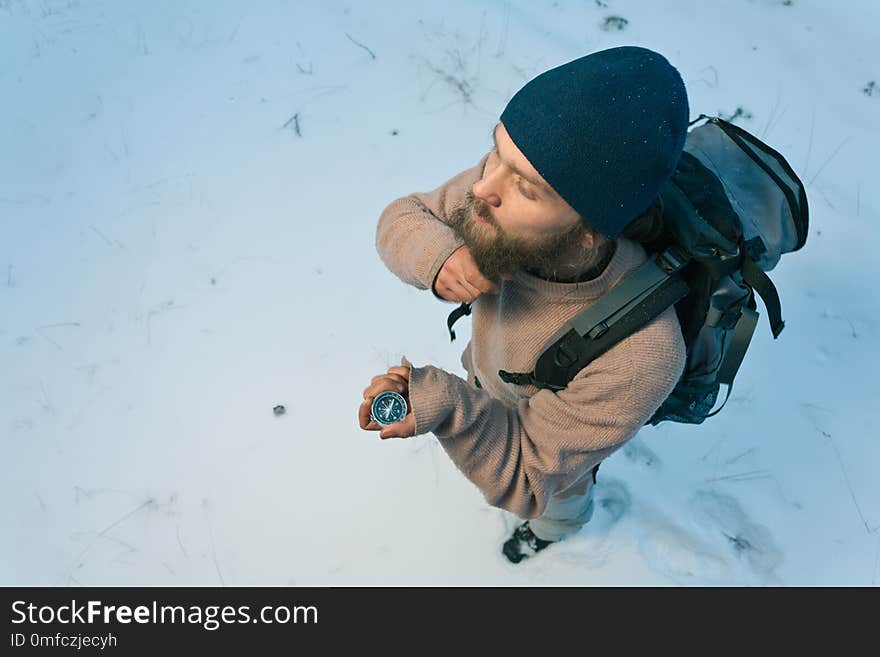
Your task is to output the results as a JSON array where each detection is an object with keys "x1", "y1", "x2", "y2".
[{"x1": 529, "y1": 475, "x2": 596, "y2": 542}]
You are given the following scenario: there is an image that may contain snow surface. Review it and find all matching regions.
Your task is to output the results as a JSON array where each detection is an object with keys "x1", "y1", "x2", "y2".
[{"x1": 1, "y1": 0, "x2": 878, "y2": 586}]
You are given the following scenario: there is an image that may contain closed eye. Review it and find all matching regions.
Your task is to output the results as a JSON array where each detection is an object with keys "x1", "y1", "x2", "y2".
[
  {"x1": 517, "y1": 180, "x2": 537, "y2": 200},
  {"x1": 490, "y1": 146, "x2": 539, "y2": 200}
]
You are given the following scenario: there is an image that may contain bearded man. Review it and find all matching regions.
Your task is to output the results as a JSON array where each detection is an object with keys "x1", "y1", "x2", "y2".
[{"x1": 361, "y1": 46, "x2": 689, "y2": 564}]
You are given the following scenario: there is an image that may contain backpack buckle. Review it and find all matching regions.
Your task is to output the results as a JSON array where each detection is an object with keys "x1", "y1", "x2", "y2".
[
  {"x1": 586, "y1": 321, "x2": 609, "y2": 340},
  {"x1": 743, "y1": 236, "x2": 767, "y2": 262},
  {"x1": 656, "y1": 247, "x2": 689, "y2": 274}
]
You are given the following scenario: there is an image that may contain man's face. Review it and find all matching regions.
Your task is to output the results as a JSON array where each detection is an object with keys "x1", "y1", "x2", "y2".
[{"x1": 447, "y1": 122, "x2": 590, "y2": 282}]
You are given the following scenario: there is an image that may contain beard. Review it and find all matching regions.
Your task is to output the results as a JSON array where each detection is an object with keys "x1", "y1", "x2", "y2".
[{"x1": 446, "y1": 191, "x2": 591, "y2": 282}]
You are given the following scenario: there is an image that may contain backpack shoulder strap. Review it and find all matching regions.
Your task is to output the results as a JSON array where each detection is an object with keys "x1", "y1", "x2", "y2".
[{"x1": 498, "y1": 248, "x2": 691, "y2": 391}]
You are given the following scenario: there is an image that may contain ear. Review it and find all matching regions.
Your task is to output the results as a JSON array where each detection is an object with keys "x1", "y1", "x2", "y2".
[{"x1": 579, "y1": 228, "x2": 596, "y2": 250}]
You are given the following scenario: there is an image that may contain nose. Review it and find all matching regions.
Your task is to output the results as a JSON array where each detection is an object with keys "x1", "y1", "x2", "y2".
[{"x1": 472, "y1": 170, "x2": 502, "y2": 207}]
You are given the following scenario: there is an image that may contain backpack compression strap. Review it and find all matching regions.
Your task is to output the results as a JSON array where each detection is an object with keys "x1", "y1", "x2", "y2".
[
  {"x1": 701, "y1": 248, "x2": 781, "y2": 417},
  {"x1": 704, "y1": 289, "x2": 760, "y2": 418},
  {"x1": 497, "y1": 248, "x2": 691, "y2": 391},
  {"x1": 740, "y1": 252, "x2": 785, "y2": 339},
  {"x1": 447, "y1": 301, "x2": 472, "y2": 342}
]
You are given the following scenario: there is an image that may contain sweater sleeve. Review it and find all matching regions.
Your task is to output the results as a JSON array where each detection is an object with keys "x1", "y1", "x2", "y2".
[
  {"x1": 398, "y1": 307, "x2": 686, "y2": 519},
  {"x1": 375, "y1": 154, "x2": 489, "y2": 295}
]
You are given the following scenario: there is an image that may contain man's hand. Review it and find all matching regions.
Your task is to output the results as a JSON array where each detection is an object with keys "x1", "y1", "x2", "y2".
[
  {"x1": 432, "y1": 245, "x2": 511, "y2": 303},
  {"x1": 358, "y1": 366, "x2": 416, "y2": 439}
]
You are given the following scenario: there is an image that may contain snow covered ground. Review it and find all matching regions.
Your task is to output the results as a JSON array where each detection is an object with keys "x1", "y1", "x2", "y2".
[{"x1": 1, "y1": 0, "x2": 878, "y2": 586}]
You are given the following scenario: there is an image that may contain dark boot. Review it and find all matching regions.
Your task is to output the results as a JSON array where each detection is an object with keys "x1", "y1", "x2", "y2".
[{"x1": 501, "y1": 521, "x2": 556, "y2": 564}]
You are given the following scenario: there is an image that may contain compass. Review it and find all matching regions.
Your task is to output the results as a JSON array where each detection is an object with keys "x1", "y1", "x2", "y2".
[{"x1": 370, "y1": 390, "x2": 409, "y2": 427}]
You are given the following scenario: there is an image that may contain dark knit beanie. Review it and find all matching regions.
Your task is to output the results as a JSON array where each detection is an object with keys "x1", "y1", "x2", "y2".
[{"x1": 500, "y1": 46, "x2": 689, "y2": 239}]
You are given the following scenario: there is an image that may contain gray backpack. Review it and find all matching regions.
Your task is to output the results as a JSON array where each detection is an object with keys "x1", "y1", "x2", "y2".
[{"x1": 447, "y1": 114, "x2": 809, "y2": 425}]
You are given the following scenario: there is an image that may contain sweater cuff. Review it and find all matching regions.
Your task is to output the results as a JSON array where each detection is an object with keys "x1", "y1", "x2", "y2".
[
  {"x1": 400, "y1": 355, "x2": 457, "y2": 436},
  {"x1": 425, "y1": 236, "x2": 465, "y2": 296}
]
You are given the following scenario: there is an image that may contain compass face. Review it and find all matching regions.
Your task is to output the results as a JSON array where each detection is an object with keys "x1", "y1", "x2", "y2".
[{"x1": 371, "y1": 391, "x2": 408, "y2": 426}]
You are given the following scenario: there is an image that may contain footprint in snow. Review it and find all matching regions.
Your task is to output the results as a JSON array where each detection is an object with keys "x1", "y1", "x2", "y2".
[
  {"x1": 639, "y1": 524, "x2": 735, "y2": 584},
  {"x1": 587, "y1": 477, "x2": 632, "y2": 532},
  {"x1": 688, "y1": 490, "x2": 783, "y2": 582},
  {"x1": 543, "y1": 478, "x2": 633, "y2": 569},
  {"x1": 622, "y1": 438, "x2": 662, "y2": 470},
  {"x1": 637, "y1": 490, "x2": 782, "y2": 585}
]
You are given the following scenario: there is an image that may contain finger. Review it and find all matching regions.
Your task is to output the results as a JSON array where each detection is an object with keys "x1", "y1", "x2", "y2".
[
  {"x1": 380, "y1": 415, "x2": 416, "y2": 439},
  {"x1": 471, "y1": 280, "x2": 498, "y2": 295},
  {"x1": 363, "y1": 375, "x2": 399, "y2": 398},
  {"x1": 468, "y1": 271, "x2": 500, "y2": 294},
  {"x1": 379, "y1": 422, "x2": 402, "y2": 439},
  {"x1": 440, "y1": 266, "x2": 486, "y2": 302},
  {"x1": 358, "y1": 400, "x2": 380, "y2": 430},
  {"x1": 446, "y1": 266, "x2": 483, "y2": 300},
  {"x1": 459, "y1": 278, "x2": 484, "y2": 300},
  {"x1": 434, "y1": 285, "x2": 454, "y2": 302},
  {"x1": 449, "y1": 288, "x2": 474, "y2": 304},
  {"x1": 448, "y1": 281, "x2": 479, "y2": 304},
  {"x1": 436, "y1": 274, "x2": 470, "y2": 304},
  {"x1": 386, "y1": 366, "x2": 410, "y2": 378},
  {"x1": 461, "y1": 261, "x2": 498, "y2": 291},
  {"x1": 362, "y1": 376, "x2": 407, "y2": 400},
  {"x1": 368, "y1": 373, "x2": 406, "y2": 387},
  {"x1": 368, "y1": 372, "x2": 407, "y2": 388},
  {"x1": 435, "y1": 285, "x2": 459, "y2": 303}
]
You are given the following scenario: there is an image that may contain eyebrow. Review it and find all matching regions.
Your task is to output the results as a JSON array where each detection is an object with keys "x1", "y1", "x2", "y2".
[{"x1": 491, "y1": 124, "x2": 550, "y2": 194}]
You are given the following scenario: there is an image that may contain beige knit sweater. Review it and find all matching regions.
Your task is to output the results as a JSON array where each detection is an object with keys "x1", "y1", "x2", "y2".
[{"x1": 376, "y1": 154, "x2": 686, "y2": 520}]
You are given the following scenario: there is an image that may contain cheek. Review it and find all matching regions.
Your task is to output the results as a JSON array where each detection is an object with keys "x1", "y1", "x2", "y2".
[{"x1": 501, "y1": 206, "x2": 572, "y2": 240}]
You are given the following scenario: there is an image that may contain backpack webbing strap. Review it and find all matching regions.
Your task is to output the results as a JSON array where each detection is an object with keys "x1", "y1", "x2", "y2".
[
  {"x1": 706, "y1": 292, "x2": 759, "y2": 418},
  {"x1": 740, "y1": 255, "x2": 784, "y2": 338},
  {"x1": 705, "y1": 383, "x2": 734, "y2": 419},
  {"x1": 447, "y1": 302, "x2": 472, "y2": 342},
  {"x1": 717, "y1": 292, "x2": 759, "y2": 386}
]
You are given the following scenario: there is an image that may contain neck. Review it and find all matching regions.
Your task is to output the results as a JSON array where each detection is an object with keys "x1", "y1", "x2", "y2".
[{"x1": 529, "y1": 238, "x2": 617, "y2": 283}]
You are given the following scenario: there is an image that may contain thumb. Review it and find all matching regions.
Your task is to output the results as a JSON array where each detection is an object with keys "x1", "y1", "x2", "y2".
[{"x1": 380, "y1": 423, "x2": 401, "y2": 439}]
